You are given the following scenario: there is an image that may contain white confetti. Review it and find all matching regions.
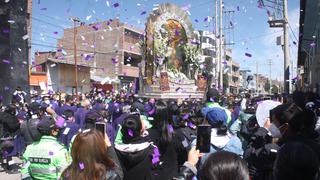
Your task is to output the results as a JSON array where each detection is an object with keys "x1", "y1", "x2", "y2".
[
  {"x1": 81, "y1": 35, "x2": 85, "y2": 41},
  {"x1": 18, "y1": 48, "x2": 21, "y2": 52},
  {"x1": 22, "y1": 61, "x2": 27, "y2": 64},
  {"x1": 108, "y1": 26, "x2": 113, "y2": 31},
  {"x1": 101, "y1": 36, "x2": 104, "y2": 40},
  {"x1": 4, "y1": 0, "x2": 10, "y2": 3},
  {"x1": 22, "y1": 35, "x2": 29, "y2": 40},
  {"x1": 8, "y1": 20, "x2": 15, "y2": 24},
  {"x1": 86, "y1": 15, "x2": 92, "y2": 21},
  {"x1": 137, "y1": 3, "x2": 141, "y2": 6},
  {"x1": 106, "y1": 0, "x2": 110, "y2": 7},
  {"x1": 50, "y1": 63, "x2": 56, "y2": 67},
  {"x1": 92, "y1": 10, "x2": 96, "y2": 14}
]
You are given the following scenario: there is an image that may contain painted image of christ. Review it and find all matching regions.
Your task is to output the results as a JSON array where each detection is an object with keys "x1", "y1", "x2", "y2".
[{"x1": 162, "y1": 19, "x2": 187, "y2": 73}]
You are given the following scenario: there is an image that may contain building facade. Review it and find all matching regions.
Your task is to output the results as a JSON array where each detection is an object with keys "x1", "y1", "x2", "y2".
[
  {"x1": 56, "y1": 19, "x2": 144, "y2": 92},
  {"x1": 298, "y1": 0, "x2": 320, "y2": 95}
]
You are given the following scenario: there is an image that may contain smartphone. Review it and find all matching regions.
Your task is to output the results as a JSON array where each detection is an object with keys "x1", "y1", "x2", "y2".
[
  {"x1": 95, "y1": 122, "x2": 106, "y2": 138},
  {"x1": 196, "y1": 125, "x2": 211, "y2": 153}
]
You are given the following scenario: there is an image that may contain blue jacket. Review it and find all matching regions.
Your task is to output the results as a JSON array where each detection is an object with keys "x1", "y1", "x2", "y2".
[{"x1": 192, "y1": 128, "x2": 243, "y2": 167}]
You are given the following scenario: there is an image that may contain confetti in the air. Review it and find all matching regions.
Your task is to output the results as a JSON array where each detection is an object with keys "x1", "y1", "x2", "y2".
[
  {"x1": 8, "y1": 20, "x2": 15, "y2": 24},
  {"x1": 22, "y1": 35, "x2": 29, "y2": 40},
  {"x1": 86, "y1": 15, "x2": 92, "y2": 21},
  {"x1": 106, "y1": 1, "x2": 110, "y2": 7},
  {"x1": 53, "y1": 31, "x2": 58, "y2": 35},
  {"x1": 113, "y1": 3, "x2": 119, "y2": 8},
  {"x1": 140, "y1": 11, "x2": 147, "y2": 15},
  {"x1": 40, "y1": 7, "x2": 47, "y2": 11},
  {"x1": 245, "y1": 53, "x2": 252, "y2": 57}
]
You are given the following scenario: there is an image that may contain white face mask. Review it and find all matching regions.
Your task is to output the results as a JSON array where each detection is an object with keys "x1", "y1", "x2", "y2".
[{"x1": 269, "y1": 123, "x2": 282, "y2": 138}]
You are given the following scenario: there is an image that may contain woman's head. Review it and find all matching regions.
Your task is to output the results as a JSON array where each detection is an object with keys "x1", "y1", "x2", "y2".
[
  {"x1": 62, "y1": 129, "x2": 114, "y2": 180},
  {"x1": 153, "y1": 100, "x2": 172, "y2": 145},
  {"x1": 201, "y1": 151, "x2": 249, "y2": 180},
  {"x1": 121, "y1": 114, "x2": 143, "y2": 143}
]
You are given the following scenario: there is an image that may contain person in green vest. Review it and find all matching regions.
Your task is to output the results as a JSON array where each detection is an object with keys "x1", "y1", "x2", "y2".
[
  {"x1": 21, "y1": 116, "x2": 71, "y2": 180},
  {"x1": 205, "y1": 88, "x2": 232, "y2": 125}
]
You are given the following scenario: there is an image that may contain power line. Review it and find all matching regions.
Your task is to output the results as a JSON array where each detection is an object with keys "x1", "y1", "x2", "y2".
[{"x1": 32, "y1": 17, "x2": 70, "y2": 29}]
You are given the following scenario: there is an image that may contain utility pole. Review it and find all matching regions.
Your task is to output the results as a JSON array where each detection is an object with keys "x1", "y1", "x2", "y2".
[
  {"x1": 219, "y1": 0, "x2": 223, "y2": 91},
  {"x1": 265, "y1": 0, "x2": 290, "y2": 94},
  {"x1": 215, "y1": 0, "x2": 219, "y2": 87},
  {"x1": 268, "y1": 59, "x2": 273, "y2": 94},
  {"x1": 71, "y1": 17, "x2": 80, "y2": 101},
  {"x1": 283, "y1": 0, "x2": 290, "y2": 94}
]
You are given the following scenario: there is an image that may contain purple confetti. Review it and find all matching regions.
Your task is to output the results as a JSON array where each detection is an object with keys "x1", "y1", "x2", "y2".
[
  {"x1": 310, "y1": 42, "x2": 316, "y2": 47},
  {"x1": 152, "y1": 146, "x2": 160, "y2": 164},
  {"x1": 175, "y1": 29, "x2": 180, "y2": 36},
  {"x1": 230, "y1": 21, "x2": 233, "y2": 27},
  {"x1": 237, "y1": 6, "x2": 240, "y2": 11},
  {"x1": 113, "y1": 3, "x2": 119, "y2": 8},
  {"x1": 194, "y1": 19, "x2": 199, "y2": 23},
  {"x1": 257, "y1": 2, "x2": 263, "y2": 9},
  {"x1": 140, "y1": 11, "x2": 146, "y2": 15},
  {"x1": 245, "y1": 53, "x2": 252, "y2": 57},
  {"x1": 204, "y1": 17, "x2": 208, "y2": 22},
  {"x1": 293, "y1": 41, "x2": 297, "y2": 45},
  {"x1": 187, "y1": 122, "x2": 196, "y2": 129},
  {"x1": 167, "y1": 125, "x2": 174, "y2": 133},
  {"x1": 79, "y1": 162, "x2": 85, "y2": 170},
  {"x1": 57, "y1": 49, "x2": 62, "y2": 52},
  {"x1": 182, "y1": 114, "x2": 189, "y2": 120},
  {"x1": 222, "y1": 61, "x2": 227, "y2": 65},
  {"x1": 40, "y1": 7, "x2": 47, "y2": 11},
  {"x1": 2, "y1": 28, "x2": 9, "y2": 34},
  {"x1": 128, "y1": 129, "x2": 133, "y2": 137},
  {"x1": 111, "y1": 58, "x2": 118, "y2": 64},
  {"x1": 53, "y1": 31, "x2": 58, "y2": 35},
  {"x1": 267, "y1": 10, "x2": 271, "y2": 17},
  {"x1": 85, "y1": 54, "x2": 91, "y2": 61},
  {"x1": 2, "y1": 59, "x2": 11, "y2": 64},
  {"x1": 4, "y1": 86, "x2": 9, "y2": 91},
  {"x1": 49, "y1": 151, "x2": 54, "y2": 156}
]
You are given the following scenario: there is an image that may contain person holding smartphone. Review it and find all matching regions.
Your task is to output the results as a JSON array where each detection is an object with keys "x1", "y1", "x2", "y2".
[{"x1": 192, "y1": 107, "x2": 243, "y2": 167}]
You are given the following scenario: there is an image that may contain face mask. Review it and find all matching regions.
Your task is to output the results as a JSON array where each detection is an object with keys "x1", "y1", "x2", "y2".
[{"x1": 269, "y1": 123, "x2": 282, "y2": 138}]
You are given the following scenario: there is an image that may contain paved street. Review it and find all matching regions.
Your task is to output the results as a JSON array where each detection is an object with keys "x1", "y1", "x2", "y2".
[{"x1": 0, "y1": 157, "x2": 21, "y2": 180}]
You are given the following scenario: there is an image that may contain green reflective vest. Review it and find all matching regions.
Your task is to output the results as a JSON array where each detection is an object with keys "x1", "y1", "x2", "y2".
[{"x1": 21, "y1": 136, "x2": 71, "y2": 180}]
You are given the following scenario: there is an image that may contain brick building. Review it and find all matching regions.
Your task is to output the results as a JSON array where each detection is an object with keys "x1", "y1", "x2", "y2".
[{"x1": 56, "y1": 19, "x2": 144, "y2": 91}]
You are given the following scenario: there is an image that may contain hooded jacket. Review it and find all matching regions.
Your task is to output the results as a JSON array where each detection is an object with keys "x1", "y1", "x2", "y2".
[
  {"x1": 192, "y1": 128, "x2": 243, "y2": 166},
  {"x1": 115, "y1": 141, "x2": 156, "y2": 180}
]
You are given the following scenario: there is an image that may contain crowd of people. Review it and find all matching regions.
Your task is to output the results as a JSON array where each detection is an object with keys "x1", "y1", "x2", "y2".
[{"x1": 0, "y1": 86, "x2": 320, "y2": 180}]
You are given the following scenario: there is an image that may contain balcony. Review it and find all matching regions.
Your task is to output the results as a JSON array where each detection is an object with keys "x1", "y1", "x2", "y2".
[{"x1": 121, "y1": 64, "x2": 139, "y2": 77}]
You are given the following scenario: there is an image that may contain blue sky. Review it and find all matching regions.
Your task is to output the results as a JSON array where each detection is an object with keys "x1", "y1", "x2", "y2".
[{"x1": 32, "y1": 0, "x2": 300, "y2": 80}]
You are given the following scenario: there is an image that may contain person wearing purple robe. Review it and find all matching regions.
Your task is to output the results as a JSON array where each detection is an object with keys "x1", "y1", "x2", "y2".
[
  {"x1": 75, "y1": 99, "x2": 90, "y2": 129},
  {"x1": 57, "y1": 110, "x2": 80, "y2": 150},
  {"x1": 57, "y1": 95, "x2": 77, "y2": 116}
]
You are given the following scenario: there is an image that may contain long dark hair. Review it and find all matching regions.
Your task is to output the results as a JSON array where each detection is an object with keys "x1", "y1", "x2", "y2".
[
  {"x1": 201, "y1": 151, "x2": 249, "y2": 180},
  {"x1": 61, "y1": 130, "x2": 114, "y2": 180},
  {"x1": 152, "y1": 100, "x2": 172, "y2": 147}
]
